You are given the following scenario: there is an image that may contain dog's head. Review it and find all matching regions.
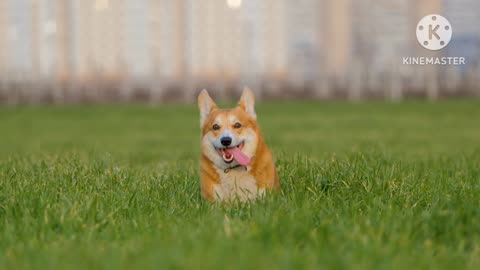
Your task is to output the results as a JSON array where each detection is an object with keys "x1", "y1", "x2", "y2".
[{"x1": 198, "y1": 88, "x2": 259, "y2": 169}]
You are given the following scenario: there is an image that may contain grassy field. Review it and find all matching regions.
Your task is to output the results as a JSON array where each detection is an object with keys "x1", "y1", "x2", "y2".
[{"x1": 0, "y1": 100, "x2": 479, "y2": 269}]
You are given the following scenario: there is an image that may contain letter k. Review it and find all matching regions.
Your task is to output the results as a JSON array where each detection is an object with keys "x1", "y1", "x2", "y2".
[{"x1": 429, "y1": 24, "x2": 440, "y2": 40}]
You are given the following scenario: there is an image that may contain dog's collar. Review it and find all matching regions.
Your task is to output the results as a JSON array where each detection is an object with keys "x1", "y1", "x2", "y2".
[{"x1": 224, "y1": 164, "x2": 247, "y2": 173}]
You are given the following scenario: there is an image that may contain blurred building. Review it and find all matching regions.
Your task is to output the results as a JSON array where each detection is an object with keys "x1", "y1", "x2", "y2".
[{"x1": 0, "y1": 0, "x2": 479, "y2": 103}]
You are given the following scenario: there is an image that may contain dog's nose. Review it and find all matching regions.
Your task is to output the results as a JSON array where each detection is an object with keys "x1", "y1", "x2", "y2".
[{"x1": 220, "y1": 137, "x2": 232, "y2": 146}]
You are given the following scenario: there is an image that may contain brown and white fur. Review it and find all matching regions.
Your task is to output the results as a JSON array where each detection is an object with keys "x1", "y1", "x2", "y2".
[{"x1": 198, "y1": 88, "x2": 279, "y2": 202}]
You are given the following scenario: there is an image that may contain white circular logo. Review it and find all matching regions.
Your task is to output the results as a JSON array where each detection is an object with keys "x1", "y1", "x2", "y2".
[{"x1": 416, "y1": 14, "x2": 452, "y2": 51}]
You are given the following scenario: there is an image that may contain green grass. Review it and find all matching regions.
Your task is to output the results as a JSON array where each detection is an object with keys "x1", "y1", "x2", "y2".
[{"x1": 0, "y1": 100, "x2": 479, "y2": 270}]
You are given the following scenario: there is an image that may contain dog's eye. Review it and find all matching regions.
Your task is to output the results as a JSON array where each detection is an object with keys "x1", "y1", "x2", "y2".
[
  {"x1": 212, "y1": 124, "x2": 220, "y2": 130},
  {"x1": 233, "y1": 123, "x2": 242, "y2": 129}
]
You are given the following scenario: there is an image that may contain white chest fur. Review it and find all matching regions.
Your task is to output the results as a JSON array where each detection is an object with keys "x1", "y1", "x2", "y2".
[{"x1": 213, "y1": 167, "x2": 265, "y2": 202}]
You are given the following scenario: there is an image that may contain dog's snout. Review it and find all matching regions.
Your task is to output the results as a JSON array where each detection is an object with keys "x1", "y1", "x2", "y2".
[{"x1": 220, "y1": 137, "x2": 232, "y2": 146}]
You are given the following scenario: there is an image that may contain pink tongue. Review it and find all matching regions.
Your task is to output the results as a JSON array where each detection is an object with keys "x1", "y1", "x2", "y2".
[{"x1": 225, "y1": 147, "x2": 251, "y2": 166}]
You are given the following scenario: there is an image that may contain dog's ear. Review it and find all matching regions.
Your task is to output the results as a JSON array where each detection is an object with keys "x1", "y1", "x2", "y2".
[
  {"x1": 198, "y1": 89, "x2": 217, "y2": 127},
  {"x1": 238, "y1": 87, "x2": 256, "y2": 120}
]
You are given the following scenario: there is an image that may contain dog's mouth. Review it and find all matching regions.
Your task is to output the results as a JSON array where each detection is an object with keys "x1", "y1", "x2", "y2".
[{"x1": 216, "y1": 142, "x2": 250, "y2": 166}]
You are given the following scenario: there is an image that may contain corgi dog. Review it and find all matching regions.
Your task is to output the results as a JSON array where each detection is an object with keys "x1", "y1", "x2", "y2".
[{"x1": 198, "y1": 87, "x2": 279, "y2": 202}]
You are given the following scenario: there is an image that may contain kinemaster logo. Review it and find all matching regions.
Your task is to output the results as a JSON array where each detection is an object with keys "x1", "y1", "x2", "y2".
[{"x1": 403, "y1": 14, "x2": 465, "y2": 66}]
